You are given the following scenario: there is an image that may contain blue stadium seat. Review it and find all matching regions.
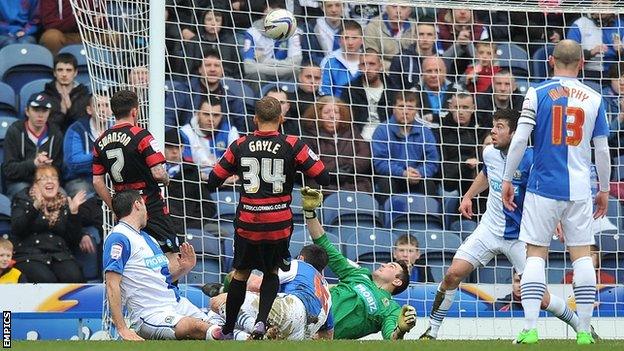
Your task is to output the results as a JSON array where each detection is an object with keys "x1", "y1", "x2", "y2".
[
  {"x1": 496, "y1": 43, "x2": 530, "y2": 77},
  {"x1": 223, "y1": 77, "x2": 257, "y2": 112},
  {"x1": 290, "y1": 226, "x2": 339, "y2": 260},
  {"x1": 19, "y1": 78, "x2": 49, "y2": 116},
  {"x1": 607, "y1": 196, "x2": 622, "y2": 229},
  {"x1": 0, "y1": 82, "x2": 17, "y2": 117},
  {"x1": 474, "y1": 256, "x2": 514, "y2": 284},
  {"x1": 260, "y1": 81, "x2": 297, "y2": 97},
  {"x1": 612, "y1": 155, "x2": 624, "y2": 181},
  {"x1": 515, "y1": 77, "x2": 530, "y2": 95},
  {"x1": 531, "y1": 45, "x2": 554, "y2": 82},
  {"x1": 0, "y1": 116, "x2": 18, "y2": 141},
  {"x1": 187, "y1": 259, "x2": 222, "y2": 284},
  {"x1": 0, "y1": 194, "x2": 10, "y2": 217},
  {"x1": 601, "y1": 254, "x2": 624, "y2": 284},
  {"x1": 423, "y1": 251, "x2": 454, "y2": 283},
  {"x1": 221, "y1": 236, "x2": 234, "y2": 272},
  {"x1": 184, "y1": 228, "x2": 220, "y2": 255},
  {"x1": 414, "y1": 231, "x2": 462, "y2": 252},
  {"x1": 598, "y1": 232, "x2": 624, "y2": 255},
  {"x1": 322, "y1": 191, "x2": 382, "y2": 228},
  {"x1": 210, "y1": 190, "x2": 239, "y2": 219},
  {"x1": 0, "y1": 44, "x2": 54, "y2": 93},
  {"x1": 546, "y1": 257, "x2": 570, "y2": 284},
  {"x1": 343, "y1": 228, "x2": 394, "y2": 263},
  {"x1": 449, "y1": 219, "x2": 478, "y2": 236},
  {"x1": 549, "y1": 235, "x2": 567, "y2": 256},
  {"x1": 58, "y1": 44, "x2": 87, "y2": 71},
  {"x1": 384, "y1": 194, "x2": 443, "y2": 230},
  {"x1": 290, "y1": 187, "x2": 304, "y2": 224}
]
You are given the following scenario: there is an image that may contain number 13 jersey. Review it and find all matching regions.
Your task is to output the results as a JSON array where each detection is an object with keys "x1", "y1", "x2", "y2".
[
  {"x1": 519, "y1": 77, "x2": 609, "y2": 201},
  {"x1": 92, "y1": 122, "x2": 167, "y2": 215},
  {"x1": 208, "y1": 130, "x2": 329, "y2": 242}
]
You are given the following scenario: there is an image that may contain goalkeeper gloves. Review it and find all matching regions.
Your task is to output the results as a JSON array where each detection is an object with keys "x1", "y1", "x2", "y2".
[
  {"x1": 397, "y1": 305, "x2": 416, "y2": 333},
  {"x1": 300, "y1": 186, "x2": 323, "y2": 219}
]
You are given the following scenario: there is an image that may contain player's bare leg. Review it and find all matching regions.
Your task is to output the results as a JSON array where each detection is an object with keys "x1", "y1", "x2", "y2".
[
  {"x1": 421, "y1": 258, "x2": 474, "y2": 339},
  {"x1": 174, "y1": 317, "x2": 221, "y2": 340},
  {"x1": 222, "y1": 269, "x2": 252, "y2": 337}
]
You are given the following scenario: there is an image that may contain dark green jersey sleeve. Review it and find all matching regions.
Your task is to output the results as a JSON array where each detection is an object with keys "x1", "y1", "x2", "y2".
[
  {"x1": 380, "y1": 301, "x2": 401, "y2": 339},
  {"x1": 313, "y1": 233, "x2": 369, "y2": 281}
]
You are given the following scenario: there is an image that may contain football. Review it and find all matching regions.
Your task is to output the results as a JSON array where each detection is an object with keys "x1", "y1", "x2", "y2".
[{"x1": 263, "y1": 9, "x2": 297, "y2": 40}]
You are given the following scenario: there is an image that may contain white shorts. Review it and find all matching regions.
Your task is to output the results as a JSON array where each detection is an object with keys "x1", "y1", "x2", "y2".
[
  {"x1": 225, "y1": 292, "x2": 309, "y2": 340},
  {"x1": 134, "y1": 297, "x2": 208, "y2": 340},
  {"x1": 520, "y1": 192, "x2": 595, "y2": 247},
  {"x1": 455, "y1": 224, "x2": 527, "y2": 274}
]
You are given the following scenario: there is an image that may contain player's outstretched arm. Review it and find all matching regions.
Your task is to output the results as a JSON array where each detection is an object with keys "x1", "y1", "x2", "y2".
[
  {"x1": 93, "y1": 174, "x2": 112, "y2": 209},
  {"x1": 105, "y1": 272, "x2": 144, "y2": 341},
  {"x1": 301, "y1": 187, "x2": 324, "y2": 240},
  {"x1": 459, "y1": 170, "x2": 488, "y2": 219}
]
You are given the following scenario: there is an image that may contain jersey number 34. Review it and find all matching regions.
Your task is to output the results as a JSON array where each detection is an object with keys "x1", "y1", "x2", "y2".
[{"x1": 551, "y1": 105, "x2": 585, "y2": 146}]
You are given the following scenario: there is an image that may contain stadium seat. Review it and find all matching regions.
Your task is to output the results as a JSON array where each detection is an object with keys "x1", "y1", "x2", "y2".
[
  {"x1": 607, "y1": 196, "x2": 622, "y2": 229},
  {"x1": 546, "y1": 257, "x2": 570, "y2": 284},
  {"x1": 221, "y1": 236, "x2": 234, "y2": 272},
  {"x1": 601, "y1": 254, "x2": 624, "y2": 284},
  {"x1": 473, "y1": 256, "x2": 514, "y2": 284},
  {"x1": 210, "y1": 190, "x2": 239, "y2": 219},
  {"x1": 414, "y1": 231, "x2": 463, "y2": 252},
  {"x1": 222, "y1": 77, "x2": 257, "y2": 112},
  {"x1": 598, "y1": 232, "x2": 624, "y2": 255},
  {"x1": 496, "y1": 43, "x2": 530, "y2": 77},
  {"x1": 19, "y1": 78, "x2": 49, "y2": 116},
  {"x1": 0, "y1": 194, "x2": 10, "y2": 217},
  {"x1": 260, "y1": 81, "x2": 297, "y2": 97},
  {"x1": 0, "y1": 82, "x2": 17, "y2": 118},
  {"x1": 184, "y1": 228, "x2": 221, "y2": 255},
  {"x1": 384, "y1": 194, "x2": 443, "y2": 230},
  {"x1": 531, "y1": 44, "x2": 554, "y2": 82},
  {"x1": 549, "y1": 234, "x2": 567, "y2": 256},
  {"x1": 322, "y1": 191, "x2": 382, "y2": 228},
  {"x1": 290, "y1": 187, "x2": 305, "y2": 224},
  {"x1": 449, "y1": 219, "x2": 478, "y2": 236},
  {"x1": 515, "y1": 77, "x2": 530, "y2": 95},
  {"x1": 0, "y1": 44, "x2": 54, "y2": 93},
  {"x1": 186, "y1": 258, "x2": 222, "y2": 284},
  {"x1": 290, "y1": 226, "x2": 339, "y2": 260},
  {"x1": 0, "y1": 116, "x2": 18, "y2": 141},
  {"x1": 612, "y1": 155, "x2": 624, "y2": 181},
  {"x1": 343, "y1": 228, "x2": 394, "y2": 263}
]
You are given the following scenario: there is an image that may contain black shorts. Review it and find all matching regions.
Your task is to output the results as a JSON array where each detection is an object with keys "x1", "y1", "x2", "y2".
[
  {"x1": 145, "y1": 212, "x2": 180, "y2": 253},
  {"x1": 232, "y1": 235, "x2": 291, "y2": 272}
]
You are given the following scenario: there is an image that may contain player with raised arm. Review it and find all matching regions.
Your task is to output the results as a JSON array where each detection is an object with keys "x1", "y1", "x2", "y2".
[
  {"x1": 298, "y1": 187, "x2": 416, "y2": 340},
  {"x1": 103, "y1": 190, "x2": 221, "y2": 341},
  {"x1": 419, "y1": 109, "x2": 582, "y2": 340},
  {"x1": 210, "y1": 244, "x2": 334, "y2": 340},
  {"x1": 206, "y1": 96, "x2": 330, "y2": 339},
  {"x1": 502, "y1": 40, "x2": 611, "y2": 345},
  {"x1": 92, "y1": 90, "x2": 190, "y2": 278}
]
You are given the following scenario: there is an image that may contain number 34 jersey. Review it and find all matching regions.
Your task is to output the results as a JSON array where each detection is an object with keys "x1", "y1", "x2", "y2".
[
  {"x1": 208, "y1": 130, "x2": 329, "y2": 242},
  {"x1": 92, "y1": 122, "x2": 167, "y2": 214},
  {"x1": 519, "y1": 77, "x2": 609, "y2": 201}
]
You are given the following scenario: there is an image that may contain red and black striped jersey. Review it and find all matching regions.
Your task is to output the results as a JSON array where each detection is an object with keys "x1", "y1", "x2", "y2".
[
  {"x1": 92, "y1": 122, "x2": 168, "y2": 216},
  {"x1": 207, "y1": 130, "x2": 329, "y2": 242}
]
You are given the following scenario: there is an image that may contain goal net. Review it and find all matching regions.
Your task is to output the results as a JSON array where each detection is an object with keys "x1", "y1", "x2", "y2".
[{"x1": 70, "y1": 0, "x2": 624, "y2": 339}]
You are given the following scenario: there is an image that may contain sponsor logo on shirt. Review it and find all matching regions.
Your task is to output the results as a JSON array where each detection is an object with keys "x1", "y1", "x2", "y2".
[
  {"x1": 354, "y1": 283, "x2": 378, "y2": 314},
  {"x1": 110, "y1": 244, "x2": 123, "y2": 260},
  {"x1": 308, "y1": 148, "x2": 319, "y2": 161},
  {"x1": 144, "y1": 254, "x2": 169, "y2": 269}
]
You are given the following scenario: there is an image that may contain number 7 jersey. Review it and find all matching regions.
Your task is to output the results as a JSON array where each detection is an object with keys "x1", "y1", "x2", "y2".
[
  {"x1": 520, "y1": 77, "x2": 609, "y2": 201},
  {"x1": 208, "y1": 130, "x2": 329, "y2": 242}
]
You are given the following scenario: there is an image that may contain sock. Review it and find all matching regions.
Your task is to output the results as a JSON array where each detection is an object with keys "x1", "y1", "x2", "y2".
[
  {"x1": 428, "y1": 284, "x2": 457, "y2": 338},
  {"x1": 256, "y1": 272, "x2": 280, "y2": 326},
  {"x1": 545, "y1": 293, "x2": 579, "y2": 332},
  {"x1": 572, "y1": 256, "x2": 597, "y2": 333},
  {"x1": 223, "y1": 278, "x2": 247, "y2": 334},
  {"x1": 520, "y1": 256, "x2": 546, "y2": 331},
  {"x1": 234, "y1": 329, "x2": 250, "y2": 340}
]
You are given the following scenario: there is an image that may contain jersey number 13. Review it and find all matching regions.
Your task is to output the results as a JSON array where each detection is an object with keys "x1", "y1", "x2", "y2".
[{"x1": 551, "y1": 105, "x2": 585, "y2": 146}]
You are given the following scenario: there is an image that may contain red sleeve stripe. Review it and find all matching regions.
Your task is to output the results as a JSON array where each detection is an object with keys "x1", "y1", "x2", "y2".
[
  {"x1": 285, "y1": 135, "x2": 298, "y2": 147},
  {"x1": 239, "y1": 208, "x2": 292, "y2": 223},
  {"x1": 305, "y1": 160, "x2": 325, "y2": 178},
  {"x1": 113, "y1": 181, "x2": 147, "y2": 191},
  {"x1": 129, "y1": 125, "x2": 144, "y2": 136},
  {"x1": 236, "y1": 135, "x2": 247, "y2": 145},
  {"x1": 137, "y1": 134, "x2": 153, "y2": 153},
  {"x1": 240, "y1": 194, "x2": 291, "y2": 205},
  {"x1": 92, "y1": 164, "x2": 106, "y2": 175},
  {"x1": 213, "y1": 163, "x2": 232, "y2": 179},
  {"x1": 223, "y1": 148, "x2": 235, "y2": 165},
  {"x1": 145, "y1": 152, "x2": 166, "y2": 167},
  {"x1": 295, "y1": 144, "x2": 310, "y2": 166},
  {"x1": 236, "y1": 227, "x2": 292, "y2": 242}
]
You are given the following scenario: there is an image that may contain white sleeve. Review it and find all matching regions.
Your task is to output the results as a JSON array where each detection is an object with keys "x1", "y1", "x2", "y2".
[
  {"x1": 278, "y1": 260, "x2": 298, "y2": 284},
  {"x1": 503, "y1": 123, "x2": 534, "y2": 181},
  {"x1": 593, "y1": 136, "x2": 611, "y2": 192},
  {"x1": 519, "y1": 87, "x2": 537, "y2": 126}
]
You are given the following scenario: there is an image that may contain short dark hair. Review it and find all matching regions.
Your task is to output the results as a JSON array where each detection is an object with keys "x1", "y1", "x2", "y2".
[
  {"x1": 340, "y1": 20, "x2": 362, "y2": 35},
  {"x1": 393, "y1": 91, "x2": 421, "y2": 108},
  {"x1": 255, "y1": 96, "x2": 282, "y2": 122},
  {"x1": 492, "y1": 109, "x2": 520, "y2": 132},
  {"x1": 54, "y1": 53, "x2": 78, "y2": 70},
  {"x1": 199, "y1": 95, "x2": 222, "y2": 109},
  {"x1": 202, "y1": 47, "x2": 221, "y2": 60},
  {"x1": 394, "y1": 234, "x2": 419, "y2": 248},
  {"x1": 112, "y1": 190, "x2": 143, "y2": 219},
  {"x1": 299, "y1": 244, "x2": 329, "y2": 273},
  {"x1": 393, "y1": 260, "x2": 410, "y2": 295},
  {"x1": 267, "y1": 0, "x2": 286, "y2": 10},
  {"x1": 110, "y1": 90, "x2": 139, "y2": 119}
]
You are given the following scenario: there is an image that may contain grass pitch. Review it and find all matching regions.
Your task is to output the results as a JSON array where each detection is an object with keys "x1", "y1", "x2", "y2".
[{"x1": 10, "y1": 340, "x2": 624, "y2": 351}]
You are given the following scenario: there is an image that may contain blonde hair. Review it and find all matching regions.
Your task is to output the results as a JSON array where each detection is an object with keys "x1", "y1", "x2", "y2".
[
  {"x1": 302, "y1": 96, "x2": 352, "y2": 134},
  {"x1": 0, "y1": 238, "x2": 13, "y2": 251}
]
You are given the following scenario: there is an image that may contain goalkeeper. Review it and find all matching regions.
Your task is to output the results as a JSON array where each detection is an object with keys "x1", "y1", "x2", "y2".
[{"x1": 300, "y1": 187, "x2": 416, "y2": 340}]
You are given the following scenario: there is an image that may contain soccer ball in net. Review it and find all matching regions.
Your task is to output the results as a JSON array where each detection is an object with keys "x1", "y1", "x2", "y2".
[{"x1": 263, "y1": 9, "x2": 297, "y2": 40}]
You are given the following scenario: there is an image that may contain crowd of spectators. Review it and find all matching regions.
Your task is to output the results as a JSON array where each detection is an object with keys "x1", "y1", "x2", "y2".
[{"x1": 1, "y1": 0, "x2": 624, "y2": 284}]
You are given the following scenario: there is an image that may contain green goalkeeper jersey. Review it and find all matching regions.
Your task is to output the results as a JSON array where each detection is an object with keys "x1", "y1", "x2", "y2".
[{"x1": 313, "y1": 233, "x2": 401, "y2": 340}]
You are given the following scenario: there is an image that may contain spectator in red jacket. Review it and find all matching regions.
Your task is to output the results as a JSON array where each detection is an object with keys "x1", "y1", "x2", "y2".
[{"x1": 39, "y1": 0, "x2": 81, "y2": 54}]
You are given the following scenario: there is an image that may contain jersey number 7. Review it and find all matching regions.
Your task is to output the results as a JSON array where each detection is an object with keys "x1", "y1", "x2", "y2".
[{"x1": 552, "y1": 105, "x2": 585, "y2": 146}]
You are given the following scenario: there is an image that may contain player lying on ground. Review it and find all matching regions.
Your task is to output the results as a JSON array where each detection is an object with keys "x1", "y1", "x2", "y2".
[
  {"x1": 300, "y1": 187, "x2": 416, "y2": 340},
  {"x1": 210, "y1": 244, "x2": 333, "y2": 340},
  {"x1": 103, "y1": 190, "x2": 220, "y2": 341},
  {"x1": 502, "y1": 40, "x2": 610, "y2": 345},
  {"x1": 420, "y1": 109, "x2": 587, "y2": 340},
  {"x1": 206, "y1": 96, "x2": 330, "y2": 339}
]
